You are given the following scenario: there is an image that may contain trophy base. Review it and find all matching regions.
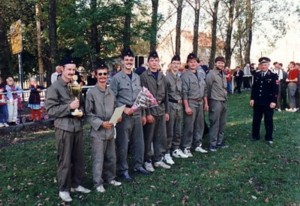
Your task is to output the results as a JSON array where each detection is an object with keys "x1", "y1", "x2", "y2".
[{"x1": 71, "y1": 110, "x2": 83, "y2": 117}]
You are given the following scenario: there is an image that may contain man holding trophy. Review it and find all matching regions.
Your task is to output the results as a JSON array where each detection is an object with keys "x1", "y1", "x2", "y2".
[{"x1": 46, "y1": 57, "x2": 90, "y2": 202}]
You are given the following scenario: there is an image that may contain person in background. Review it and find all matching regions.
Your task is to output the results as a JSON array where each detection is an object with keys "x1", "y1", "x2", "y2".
[
  {"x1": 0, "y1": 77, "x2": 9, "y2": 127},
  {"x1": 46, "y1": 57, "x2": 90, "y2": 202},
  {"x1": 85, "y1": 61, "x2": 122, "y2": 193},
  {"x1": 51, "y1": 65, "x2": 63, "y2": 84},
  {"x1": 28, "y1": 77, "x2": 45, "y2": 121},
  {"x1": 87, "y1": 70, "x2": 97, "y2": 86},
  {"x1": 250, "y1": 57, "x2": 278, "y2": 145},
  {"x1": 243, "y1": 64, "x2": 252, "y2": 89},
  {"x1": 295, "y1": 63, "x2": 300, "y2": 109},
  {"x1": 6, "y1": 77, "x2": 22, "y2": 124},
  {"x1": 233, "y1": 66, "x2": 244, "y2": 94},
  {"x1": 286, "y1": 61, "x2": 299, "y2": 112},
  {"x1": 224, "y1": 66, "x2": 232, "y2": 94},
  {"x1": 272, "y1": 62, "x2": 287, "y2": 111},
  {"x1": 206, "y1": 56, "x2": 228, "y2": 152}
]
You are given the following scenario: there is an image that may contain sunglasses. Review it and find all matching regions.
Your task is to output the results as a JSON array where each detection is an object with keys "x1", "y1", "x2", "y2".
[{"x1": 98, "y1": 72, "x2": 108, "y2": 76}]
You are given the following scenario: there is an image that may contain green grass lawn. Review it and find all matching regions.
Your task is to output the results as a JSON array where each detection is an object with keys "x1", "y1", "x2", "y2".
[{"x1": 0, "y1": 92, "x2": 300, "y2": 206}]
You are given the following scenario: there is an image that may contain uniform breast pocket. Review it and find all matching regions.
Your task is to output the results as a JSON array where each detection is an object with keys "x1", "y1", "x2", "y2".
[{"x1": 120, "y1": 82, "x2": 131, "y2": 91}]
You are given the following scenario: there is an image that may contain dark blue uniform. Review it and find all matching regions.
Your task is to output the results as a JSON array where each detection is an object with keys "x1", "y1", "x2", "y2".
[{"x1": 251, "y1": 70, "x2": 278, "y2": 141}]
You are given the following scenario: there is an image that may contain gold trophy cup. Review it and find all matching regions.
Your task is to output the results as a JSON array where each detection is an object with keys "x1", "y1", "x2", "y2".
[{"x1": 70, "y1": 75, "x2": 83, "y2": 117}]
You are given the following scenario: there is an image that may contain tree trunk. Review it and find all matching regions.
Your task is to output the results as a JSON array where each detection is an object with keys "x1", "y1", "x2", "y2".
[
  {"x1": 0, "y1": 13, "x2": 11, "y2": 78},
  {"x1": 150, "y1": 0, "x2": 159, "y2": 51},
  {"x1": 90, "y1": 0, "x2": 99, "y2": 69},
  {"x1": 244, "y1": 0, "x2": 252, "y2": 64},
  {"x1": 224, "y1": 0, "x2": 235, "y2": 67},
  {"x1": 193, "y1": 0, "x2": 200, "y2": 55},
  {"x1": 175, "y1": 0, "x2": 183, "y2": 55},
  {"x1": 36, "y1": 2, "x2": 44, "y2": 84},
  {"x1": 123, "y1": 0, "x2": 133, "y2": 50},
  {"x1": 209, "y1": 0, "x2": 220, "y2": 69},
  {"x1": 48, "y1": 0, "x2": 57, "y2": 86}
]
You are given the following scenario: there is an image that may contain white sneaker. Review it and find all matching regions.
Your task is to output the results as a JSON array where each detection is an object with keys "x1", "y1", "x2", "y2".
[
  {"x1": 3, "y1": 123, "x2": 9, "y2": 127},
  {"x1": 195, "y1": 146, "x2": 208, "y2": 153},
  {"x1": 285, "y1": 108, "x2": 292, "y2": 112},
  {"x1": 164, "y1": 153, "x2": 175, "y2": 165},
  {"x1": 278, "y1": 109, "x2": 282, "y2": 112},
  {"x1": 154, "y1": 160, "x2": 171, "y2": 169},
  {"x1": 291, "y1": 108, "x2": 298, "y2": 112},
  {"x1": 96, "y1": 185, "x2": 105, "y2": 193},
  {"x1": 0, "y1": 123, "x2": 4, "y2": 128},
  {"x1": 59, "y1": 191, "x2": 72, "y2": 202},
  {"x1": 172, "y1": 149, "x2": 189, "y2": 158},
  {"x1": 183, "y1": 148, "x2": 193, "y2": 157},
  {"x1": 71, "y1": 185, "x2": 91, "y2": 194},
  {"x1": 109, "y1": 180, "x2": 122, "y2": 186},
  {"x1": 144, "y1": 161, "x2": 155, "y2": 172}
]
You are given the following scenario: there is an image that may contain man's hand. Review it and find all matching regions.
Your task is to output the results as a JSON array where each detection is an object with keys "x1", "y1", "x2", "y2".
[
  {"x1": 270, "y1": 102, "x2": 276, "y2": 109},
  {"x1": 70, "y1": 99, "x2": 79, "y2": 109},
  {"x1": 250, "y1": 100, "x2": 254, "y2": 107},
  {"x1": 102, "y1": 121, "x2": 114, "y2": 129},
  {"x1": 204, "y1": 103, "x2": 209, "y2": 112},
  {"x1": 142, "y1": 116, "x2": 147, "y2": 125},
  {"x1": 146, "y1": 114, "x2": 155, "y2": 123},
  {"x1": 185, "y1": 106, "x2": 193, "y2": 115},
  {"x1": 165, "y1": 113, "x2": 169, "y2": 121},
  {"x1": 124, "y1": 107, "x2": 133, "y2": 116}
]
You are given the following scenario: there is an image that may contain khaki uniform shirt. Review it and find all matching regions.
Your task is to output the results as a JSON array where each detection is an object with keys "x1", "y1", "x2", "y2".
[
  {"x1": 181, "y1": 69, "x2": 207, "y2": 107},
  {"x1": 206, "y1": 68, "x2": 228, "y2": 101},
  {"x1": 166, "y1": 71, "x2": 182, "y2": 102},
  {"x1": 110, "y1": 70, "x2": 142, "y2": 115},
  {"x1": 45, "y1": 77, "x2": 83, "y2": 132},
  {"x1": 140, "y1": 69, "x2": 168, "y2": 116},
  {"x1": 85, "y1": 85, "x2": 115, "y2": 140}
]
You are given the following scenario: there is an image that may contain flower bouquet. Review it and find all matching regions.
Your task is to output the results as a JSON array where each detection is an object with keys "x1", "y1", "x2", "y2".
[{"x1": 131, "y1": 87, "x2": 158, "y2": 112}]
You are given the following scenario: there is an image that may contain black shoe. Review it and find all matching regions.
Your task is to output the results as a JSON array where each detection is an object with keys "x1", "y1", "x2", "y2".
[
  {"x1": 209, "y1": 146, "x2": 217, "y2": 152},
  {"x1": 134, "y1": 166, "x2": 150, "y2": 175},
  {"x1": 251, "y1": 138, "x2": 259, "y2": 142},
  {"x1": 216, "y1": 142, "x2": 229, "y2": 149},
  {"x1": 118, "y1": 171, "x2": 132, "y2": 181}
]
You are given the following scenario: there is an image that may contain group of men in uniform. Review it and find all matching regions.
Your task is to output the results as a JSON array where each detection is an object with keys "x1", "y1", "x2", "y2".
[{"x1": 46, "y1": 48, "x2": 277, "y2": 202}]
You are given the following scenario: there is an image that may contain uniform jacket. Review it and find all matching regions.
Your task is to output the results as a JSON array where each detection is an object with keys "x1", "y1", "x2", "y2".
[
  {"x1": 45, "y1": 77, "x2": 84, "y2": 132},
  {"x1": 181, "y1": 69, "x2": 207, "y2": 107},
  {"x1": 206, "y1": 68, "x2": 227, "y2": 101},
  {"x1": 251, "y1": 70, "x2": 278, "y2": 105},
  {"x1": 85, "y1": 84, "x2": 116, "y2": 140},
  {"x1": 166, "y1": 71, "x2": 182, "y2": 102},
  {"x1": 109, "y1": 70, "x2": 142, "y2": 108},
  {"x1": 140, "y1": 69, "x2": 168, "y2": 116}
]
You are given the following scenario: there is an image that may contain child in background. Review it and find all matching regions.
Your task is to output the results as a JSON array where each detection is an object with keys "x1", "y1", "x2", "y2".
[
  {"x1": 28, "y1": 78, "x2": 44, "y2": 121},
  {"x1": 0, "y1": 77, "x2": 9, "y2": 127},
  {"x1": 6, "y1": 77, "x2": 22, "y2": 124}
]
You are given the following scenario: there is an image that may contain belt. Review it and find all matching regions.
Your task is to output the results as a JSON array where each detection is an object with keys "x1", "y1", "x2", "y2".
[
  {"x1": 168, "y1": 99, "x2": 182, "y2": 104},
  {"x1": 188, "y1": 98, "x2": 202, "y2": 102}
]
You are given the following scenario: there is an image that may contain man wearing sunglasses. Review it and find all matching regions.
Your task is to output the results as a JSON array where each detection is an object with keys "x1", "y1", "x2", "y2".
[
  {"x1": 85, "y1": 62, "x2": 122, "y2": 193},
  {"x1": 110, "y1": 48, "x2": 149, "y2": 181}
]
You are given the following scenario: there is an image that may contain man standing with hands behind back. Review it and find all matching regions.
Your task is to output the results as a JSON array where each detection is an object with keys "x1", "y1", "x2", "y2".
[
  {"x1": 250, "y1": 57, "x2": 278, "y2": 145},
  {"x1": 46, "y1": 57, "x2": 90, "y2": 202}
]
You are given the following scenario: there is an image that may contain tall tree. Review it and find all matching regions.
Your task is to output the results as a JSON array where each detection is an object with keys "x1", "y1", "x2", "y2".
[
  {"x1": 169, "y1": 0, "x2": 184, "y2": 55},
  {"x1": 224, "y1": 0, "x2": 236, "y2": 67},
  {"x1": 187, "y1": 0, "x2": 201, "y2": 55},
  {"x1": 0, "y1": 11, "x2": 11, "y2": 78},
  {"x1": 48, "y1": 0, "x2": 57, "y2": 84},
  {"x1": 244, "y1": 0, "x2": 252, "y2": 64},
  {"x1": 35, "y1": 2, "x2": 44, "y2": 84},
  {"x1": 123, "y1": 0, "x2": 134, "y2": 49},
  {"x1": 208, "y1": 0, "x2": 220, "y2": 69},
  {"x1": 150, "y1": 0, "x2": 159, "y2": 51}
]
